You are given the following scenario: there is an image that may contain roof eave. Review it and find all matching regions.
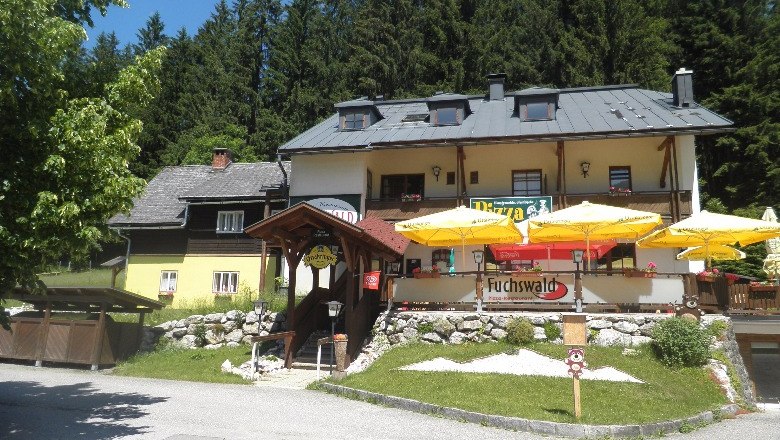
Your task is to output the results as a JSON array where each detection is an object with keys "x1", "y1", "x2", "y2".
[{"x1": 278, "y1": 125, "x2": 736, "y2": 155}]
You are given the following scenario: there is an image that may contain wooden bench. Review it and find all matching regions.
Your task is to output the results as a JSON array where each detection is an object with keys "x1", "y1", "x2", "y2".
[{"x1": 250, "y1": 331, "x2": 295, "y2": 371}]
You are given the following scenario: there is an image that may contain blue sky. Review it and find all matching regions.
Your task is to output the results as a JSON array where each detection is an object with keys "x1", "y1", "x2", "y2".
[{"x1": 85, "y1": 0, "x2": 220, "y2": 48}]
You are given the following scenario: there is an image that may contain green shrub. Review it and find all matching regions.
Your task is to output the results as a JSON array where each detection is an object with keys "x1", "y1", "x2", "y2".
[
  {"x1": 706, "y1": 320, "x2": 729, "y2": 340},
  {"x1": 506, "y1": 318, "x2": 535, "y2": 345},
  {"x1": 193, "y1": 323, "x2": 207, "y2": 345},
  {"x1": 543, "y1": 322, "x2": 561, "y2": 341},
  {"x1": 417, "y1": 322, "x2": 434, "y2": 334},
  {"x1": 652, "y1": 318, "x2": 710, "y2": 367}
]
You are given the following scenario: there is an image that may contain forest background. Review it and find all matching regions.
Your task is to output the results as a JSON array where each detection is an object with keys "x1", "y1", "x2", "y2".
[{"x1": 61, "y1": 0, "x2": 780, "y2": 276}]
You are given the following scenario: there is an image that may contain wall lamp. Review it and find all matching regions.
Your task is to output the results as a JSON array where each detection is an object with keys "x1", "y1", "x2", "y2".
[
  {"x1": 432, "y1": 165, "x2": 442, "y2": 181},
  {"x1": 580, "y1": 161, "x2": 590, "y2": 178}
]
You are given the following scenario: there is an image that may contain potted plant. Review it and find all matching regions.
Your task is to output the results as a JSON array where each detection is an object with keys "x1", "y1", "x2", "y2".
[
  {"x1": 400, "y1": 193, "x2": 422, "y2": 202},
  {"x1": 725, "y1": 273, "x2": 740, "y2": 286},
  {"x1": 274, "y1": 276, "x2": 289, "y2": 294},
  {"x1": 696, "y1": 269, "x2": 721, "y2": 282},
  {"x1": 412, "y1": 266, "x2": 440, "y2": 279},
  {"x1": 609, "y1": 186, "x2": 632, "y2": 196},
  {"x1": 749, "y1": 281, "x2": 778, "y2": 292},
  {"x1": 624, "y1": 262, "x2": 656, "y2": 278}
]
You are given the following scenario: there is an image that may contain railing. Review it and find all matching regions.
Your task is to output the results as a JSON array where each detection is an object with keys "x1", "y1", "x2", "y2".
[
  {"x1": 289, "y1": 287, "x2": 329, "y2": 365},
  {"x1": 365, "y1": 191, "x2": 692, "y2": 219},
  {"x1": 346, "y1": 287, "x2": 378, "y2": 363}
]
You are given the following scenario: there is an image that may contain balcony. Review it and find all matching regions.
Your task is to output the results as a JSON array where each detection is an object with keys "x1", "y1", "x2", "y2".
[{"x1": 365, "y1": 191, "x2": 692, "y2": 221}]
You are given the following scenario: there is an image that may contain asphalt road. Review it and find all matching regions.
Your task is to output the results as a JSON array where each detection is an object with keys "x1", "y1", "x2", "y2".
[{"x1": 0, "y1": 362, "x2": 777, "y2": 440}]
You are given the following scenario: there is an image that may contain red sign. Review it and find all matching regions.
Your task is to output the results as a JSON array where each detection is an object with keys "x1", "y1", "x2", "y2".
[{"x1": 363, "y1": 271, "x2": 381, "y2": 290}]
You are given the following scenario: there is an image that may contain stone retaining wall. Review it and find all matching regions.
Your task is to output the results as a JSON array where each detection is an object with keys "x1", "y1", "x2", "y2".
[{"x1": 141, "y1": 310, "x2": 286, "y2": 351}]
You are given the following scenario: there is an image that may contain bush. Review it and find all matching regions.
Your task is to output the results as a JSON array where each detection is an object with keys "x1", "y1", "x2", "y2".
[
  {"x1": 652, "y1": 318, "x2": 710, "y2": 367},
  {"x1": 506, "y1": 318, "x2": 535, "y2": 345},
  {"x1": 543, "y1": 322, "x2": 561, "y2": 341},
  {"x1": 416, "y1": 322, "x2": 434, "y2": 335},
  {"x1": 706, "y1": 320, "x2": 729, "y2": 340}
]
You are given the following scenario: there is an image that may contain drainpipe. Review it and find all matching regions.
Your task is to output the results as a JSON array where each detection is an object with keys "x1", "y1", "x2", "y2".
[
  {"x1": 117, "y1": 229, "x2": 131, "y2": 272},
  {"x1": 277, "y1": 154, "x2": 289, "y2": 203}
]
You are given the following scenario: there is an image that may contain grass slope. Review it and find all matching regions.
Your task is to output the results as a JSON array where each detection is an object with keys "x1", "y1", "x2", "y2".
[
  {"x1": 113, "y1": 345, "x2": 253, "y2": 384},
  {"x1": 334, "y1": 342, "x2": 726, "y2": 425}
]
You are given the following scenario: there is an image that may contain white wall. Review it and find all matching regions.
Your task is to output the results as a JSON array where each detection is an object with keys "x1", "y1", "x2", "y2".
[{"x1": 291, "y1": 152, "x2": 368, "y2": 197}]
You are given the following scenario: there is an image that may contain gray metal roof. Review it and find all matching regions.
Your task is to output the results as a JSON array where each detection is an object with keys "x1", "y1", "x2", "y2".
[
  {"x1": 279, "y1": 85, "x2": 733, "y2": 153},
  {"x1": 108, "y1": 162, "x2": 290, "y2": 228}
]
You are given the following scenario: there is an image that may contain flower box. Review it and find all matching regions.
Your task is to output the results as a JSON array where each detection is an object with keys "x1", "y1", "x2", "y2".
[
  {"x1": 400, "y1": 193, "x2": 422, "y2": 202},
  {"x1": 623, "y1": 269, "x2": 656, "y2": 278},
  {"x1": 749, "y1": 285, "x2": 778, "y2": 292},
  {"x1": 413, "y1": 272, "x2": 441, "y2": 279}
]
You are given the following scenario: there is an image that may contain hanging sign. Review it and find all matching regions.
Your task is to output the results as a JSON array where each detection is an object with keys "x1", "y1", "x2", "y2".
[
  {"x1": 290, "y1": 195, "x2": 362, "y2": 224},
  {"x1": 483, "y1": 275, "x2": 573, "y2": 302},
  {"x1": 363, "y1": 271, "x2": 381, "y2": 290},
  {"x1": 470, "y1": 196, "x2": 553, "y2": 223},
  {"x1": 303, "y1": 245, "x2": 338, "y2": 269}
]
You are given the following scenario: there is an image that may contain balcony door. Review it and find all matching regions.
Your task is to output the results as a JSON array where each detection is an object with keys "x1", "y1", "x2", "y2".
[{"x1": 380, "y1": 174, "x2": 425, "y2": 200}]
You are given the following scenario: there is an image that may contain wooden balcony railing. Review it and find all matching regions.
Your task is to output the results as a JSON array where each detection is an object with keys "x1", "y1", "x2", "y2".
[{"x1": 365, "y1": 191, "x2": 692, "y2": 221}]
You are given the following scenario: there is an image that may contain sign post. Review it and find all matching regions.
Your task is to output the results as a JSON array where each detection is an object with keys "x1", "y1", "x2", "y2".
[{"x1": 562, "y1": 314, "x2": 587, "y2": 420}]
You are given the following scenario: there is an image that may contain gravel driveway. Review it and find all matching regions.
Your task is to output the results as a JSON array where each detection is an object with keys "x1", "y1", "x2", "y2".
[{"x1": 0, "y1": 362, "x2": 776, "y2": 440}]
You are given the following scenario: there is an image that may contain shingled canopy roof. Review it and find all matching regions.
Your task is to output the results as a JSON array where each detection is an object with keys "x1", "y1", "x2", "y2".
[
  {"x1": 244, "y1": 203, "x2": 404, "y2": 261},
  {"x1": 355, "y1": 216, "x2": 410, "y2": 256},
  {"x1": 279, "y1": 85, "x2": 733, "y2": 153},
  {"x1": 108, "y1": 162, "x2": 290, "y2": 228}
]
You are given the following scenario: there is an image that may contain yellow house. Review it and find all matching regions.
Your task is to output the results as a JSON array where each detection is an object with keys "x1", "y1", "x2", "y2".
[{"x1": 108, "y1": 149, "x2": 289, "y2": 306}]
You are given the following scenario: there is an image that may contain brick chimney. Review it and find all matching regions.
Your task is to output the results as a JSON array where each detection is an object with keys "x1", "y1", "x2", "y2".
[{"x1": 212, "y1": 148, "x2": 233, "y2": 170}]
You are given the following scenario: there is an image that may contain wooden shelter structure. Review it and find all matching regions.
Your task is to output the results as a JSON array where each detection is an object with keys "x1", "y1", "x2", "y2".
[
  {"x1": 244, "y1": 203, "x2": 406, "y2": 368},
  {"x1": 1, "y1": 287, "x2": 164, "y2": 370}
]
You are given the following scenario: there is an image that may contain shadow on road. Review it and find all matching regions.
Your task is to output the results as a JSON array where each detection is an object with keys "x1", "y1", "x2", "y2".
[{"x1": 0, "y1": 380, "x2": 168, "y2": 439}]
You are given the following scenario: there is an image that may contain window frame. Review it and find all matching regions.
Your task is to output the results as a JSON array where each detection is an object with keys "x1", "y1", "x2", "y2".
[
  {"x1": 434, "y1": 107, "x2": 459, "y2": 125},
  {"x1": 213, "y1": 271, "x2": 239, "y2": 294},
  {"x1": 470, "y1": 171, "x2": 479, "y2": 184},
  {"x1": 609, "y1": 166, "x2": 632, "y2": 191},
  {"x1": 159, "y1": 271, "x2": 178, "y2": 293},
  {"x1": 520, "y1": 101, "x2": 554, "y2": 121},
  {"x1": 446, "y1": 171, "x2": 455, "y2": 185},
  {"x1": 512, "y1": 169, "x2": 543, "y2": 196},
  {"x1": 216, "y1": 210, "x2": 244, "y2": 233},
  {"x1": 342, "y1": 111, "x2": 366, "y2": 130}
]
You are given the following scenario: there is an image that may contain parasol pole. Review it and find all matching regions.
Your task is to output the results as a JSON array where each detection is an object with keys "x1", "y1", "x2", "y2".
[{"x1": 705, "y1": 240, "x2": 711, "y2": 270}]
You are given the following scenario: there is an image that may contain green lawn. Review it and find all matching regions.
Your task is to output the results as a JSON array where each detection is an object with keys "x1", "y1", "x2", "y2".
[
  {"x1": 113, "y1": 345, "x2": 253, "y2": 384},
  {"x1": 331, "y1": 342, "x2": 727, "y2": 425},
  {"x1": 38, "y1": 268, "x2": 124, "y2": 288}
]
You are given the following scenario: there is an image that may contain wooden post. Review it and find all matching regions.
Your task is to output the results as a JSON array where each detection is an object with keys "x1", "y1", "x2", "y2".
[
  {"x1": 90, "y1": 302, "x2": 107, "y2": 370},
  {"x1": 476, "y1": 273, "x2": 483, "y2": 313},
  {"x1": 111, "y1": 266, "x2": 119, "y2": 288},
  {"x1": 386, "y1": 276, "x2": 394, "y2": 311},
  {"x1": 137, "y1": 311, "x2": 146, "y2": 353},
  {"x1": 35, "y1": 301, "x2": 52, "y2": 367},
  {"x1": 573, "y1": 376, "x2": 582, "y2": 419}
]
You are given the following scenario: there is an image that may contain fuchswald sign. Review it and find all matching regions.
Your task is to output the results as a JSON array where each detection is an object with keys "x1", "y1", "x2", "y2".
[{"x1": 484, "y1": 274, "x2": 574, "y2": 302}]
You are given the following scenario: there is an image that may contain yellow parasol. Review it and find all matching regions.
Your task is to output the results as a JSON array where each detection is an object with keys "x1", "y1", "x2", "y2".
[
  {"x1": 528, "y1": 201, "x2": 662, "y2": 269},
  {"x1": 676, "y1": 245, "x2": 746, "y2": 261},
  {"x1": 761, "y1": 207, "x2": 780, "y2": 280},
  {"x1": 637, "y1": 210, "x2": 780, "y2": 268},
  {"x1": 395, "y1": 206, "x2": 523, "y2": 270}
]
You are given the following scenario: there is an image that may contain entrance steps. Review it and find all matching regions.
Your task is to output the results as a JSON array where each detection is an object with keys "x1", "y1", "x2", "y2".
[{"x1": 292, "y1": 330, "x2": 333, "y2": 370}]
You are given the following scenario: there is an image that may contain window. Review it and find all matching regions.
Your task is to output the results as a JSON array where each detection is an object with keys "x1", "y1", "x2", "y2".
[
  {"x1": 436, "y1": 107, "x2": 458, "y2": 125},
  {"x1": 446, "y1": 172, "x2": 455, "y2": 185},
  {"x1": 343, "y1": 112, "x2": 365, "y2": 130},
  {"x1": 525, "y1": 102, "x2": 551, "y2": 120},
  {"x1": 470, "y1": 171, "x2": 479, "y2": 184},
  {"x1": 609, "y1": 166, "x2": 632, "y2": 191},
  {"x1": 512, "y1": 170, "x2": 542, "y2": 196},
  {"x1": 217, "y1": 211, "x2": 244, "y2": 233},
  {"x1": 213, "y1": 272, "x2": 239, "y2": 294},
  {"x1": 432, "y1": 249, "x2": 453, "y2": 272},
  {"x1": 380, "y1": 174, "x2": 424, "y2": 200},
  {"x1": 597, "y1": 244, "x2": 636, "y2": 271},
  {"x1": 159, "y1": 271, "x2": 177, "y2": 292}
]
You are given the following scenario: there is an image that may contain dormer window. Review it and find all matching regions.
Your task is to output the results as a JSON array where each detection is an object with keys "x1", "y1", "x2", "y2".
[
  {"x1": 343, "y1": 112, "x2": 366, "y2": 130},
  {"x1": 515, "y1": 87, "x2": 559, "y2": 122},
  {"x1": 427, "y1": 93, "x2": 471, "y2": 126},
  {"x1": 436, "y1": 107, "x2": 458, "y2": 125},
  {"x1": 335, "y1": 100, "x2": 383, "y2": 131}
]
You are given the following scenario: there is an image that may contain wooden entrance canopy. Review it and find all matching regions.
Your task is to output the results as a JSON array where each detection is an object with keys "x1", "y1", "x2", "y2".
[{"x1": 244, "y1": 202, "x2": 406, "y2": 366}]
